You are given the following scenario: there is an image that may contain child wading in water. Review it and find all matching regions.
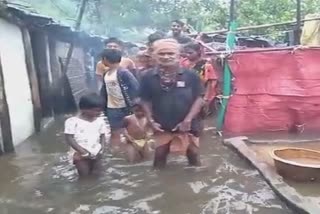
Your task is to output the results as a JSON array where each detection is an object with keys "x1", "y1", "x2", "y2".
[
  {"x1": 64, "y1": 93, "x2": 107, "y2": 177},
  {"x1": 123, "y1": 101, "x2": 152, "y2": 163}
]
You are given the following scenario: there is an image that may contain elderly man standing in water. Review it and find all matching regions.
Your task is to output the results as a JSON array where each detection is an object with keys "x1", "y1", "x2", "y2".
[{"x1": 140, "y1": 39, "x2": 204, "y2": 169}]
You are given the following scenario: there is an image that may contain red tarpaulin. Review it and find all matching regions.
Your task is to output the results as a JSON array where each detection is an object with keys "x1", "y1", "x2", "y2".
[{"x1": 224, "y1": 48, "x2": 320, "y2": 133}]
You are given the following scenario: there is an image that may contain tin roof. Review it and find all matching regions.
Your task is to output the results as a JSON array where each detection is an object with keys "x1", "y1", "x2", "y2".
[{"x1": 3, "y1": 1, "x2": 106, "y2": 44}]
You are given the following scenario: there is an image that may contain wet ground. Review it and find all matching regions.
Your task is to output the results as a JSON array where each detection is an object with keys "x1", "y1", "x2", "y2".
[{"x1": 0, "y1": 119, "x2": 294, "y2": 214}]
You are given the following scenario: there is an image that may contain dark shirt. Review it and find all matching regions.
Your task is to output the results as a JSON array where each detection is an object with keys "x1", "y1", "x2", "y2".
[
  {"x1": 140, "y1": 68, "x2": 204, "y2": 135},
  {"x1": 136, "y1": 67, "x2": 153, "y2": 83},
  {"x1": 175, "y1": 35, "x2": 192, "y2": 44}
]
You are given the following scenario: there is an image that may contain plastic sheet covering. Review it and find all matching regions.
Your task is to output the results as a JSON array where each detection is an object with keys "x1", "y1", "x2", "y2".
[
  {"x1": 224, "y1": 48, "x2": 320, "y2": 133},
  {"x1": 301, "y1": 14, "x2": 320, "y2": 46}
]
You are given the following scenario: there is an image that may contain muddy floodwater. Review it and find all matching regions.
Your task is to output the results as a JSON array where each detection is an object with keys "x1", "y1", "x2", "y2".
[{"x1": 0, "y1": 119, "x2": 294, "y2": 214}]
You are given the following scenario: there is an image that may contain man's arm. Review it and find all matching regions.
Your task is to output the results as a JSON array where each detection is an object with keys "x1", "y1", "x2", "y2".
[
  {"x1": 185, "y1": 97, "x2": 204, "y2": 122},
  {"x1": 128, "y1": 58, "x2": 136, "y2": 70},
  {"x1": 185, "y1": 71, "x2": 205, "y2": 121},
  {"x1": 123, "y1": 58, "x2": 137, "y2": 76},
  {"x1": 140, "y1": 74, "x2": 164, "y2": 132},
  {"x1": 141, "y1": 101, "x2": 156, "y2": 124},
  {"x1": 141, "y1": 101, "x2": 164, "y2": 133},
  {"x1": 139, "y1": 74, "x2": 153, "y2": 122},
  {"x1": 123, "y1": 70, "x2": 140, "y2": 98},
  {"x1": 173, "y1": 72, "x2": 204, "y2": 132},
  {"x1": 96, "y1": 61, "x2": 108, "y2": 81}
]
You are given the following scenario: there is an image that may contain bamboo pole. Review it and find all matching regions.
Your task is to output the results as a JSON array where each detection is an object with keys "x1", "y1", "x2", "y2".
[
  {"x1": 229, "y1": 0, "x2": 235, "y2": 28},
  {"x1": 21, "y1": 28, "x2": 42, "y2": 132},
  {"x1": 62, "y1": 0, "x2": 88, "y2": 74},
  {"x1": 217, "y1": 0, "x2": 237, "y2": 133},
  {"x1": 294, "y1": 0, "x2": 302, "y2": 45},
  {"x1": 217, "y1": 22, "x2": 237, "y2": 133},
  {"x1": 206, "y1": 46, "x2": 320, "y2": 56},
  {"x1": 189, "y1": 17, "x2": 320, "y2": 37}
]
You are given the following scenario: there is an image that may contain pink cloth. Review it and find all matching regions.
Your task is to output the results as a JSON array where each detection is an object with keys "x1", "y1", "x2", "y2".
[{"x1": 224, "y1": 48, "x2": 320, "y2": 134}]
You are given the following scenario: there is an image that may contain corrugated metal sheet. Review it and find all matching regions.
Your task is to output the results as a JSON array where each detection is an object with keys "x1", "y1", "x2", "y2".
[{"x1": 4, "y1": 0, "x2": 105, "y2": 43}]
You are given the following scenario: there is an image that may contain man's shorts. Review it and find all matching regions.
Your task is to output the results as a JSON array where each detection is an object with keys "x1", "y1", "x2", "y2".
[
  {"x1": 153, "y1": 131, "x2": 199, "y2": 155},
  {"x1": 106, "y1": 108, "x2": 130, "y2": 130}
]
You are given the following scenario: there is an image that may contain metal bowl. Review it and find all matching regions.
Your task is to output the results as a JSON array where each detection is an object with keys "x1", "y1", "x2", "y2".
[{"x1": 271, "y1": 148, "x2": 320, "y2": 182}]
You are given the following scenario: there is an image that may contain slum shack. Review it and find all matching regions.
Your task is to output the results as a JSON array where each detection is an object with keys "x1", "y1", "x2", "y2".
[{"x1": 0, "y1": 2, "x2": 103, "y2": 153}]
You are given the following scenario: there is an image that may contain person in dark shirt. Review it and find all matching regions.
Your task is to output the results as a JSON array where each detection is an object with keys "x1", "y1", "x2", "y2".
[
  {"x1": 140, "y1": 39, "x2": 204, "y2": 169},
  {"x1": 168, "y1": 20, "x2": 192, "y2": 44}
]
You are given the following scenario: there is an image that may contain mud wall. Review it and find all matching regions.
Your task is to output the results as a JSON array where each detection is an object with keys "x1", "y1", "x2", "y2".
[{"x1": 224, "y1": 48, "x2": 320, "y2": 134}]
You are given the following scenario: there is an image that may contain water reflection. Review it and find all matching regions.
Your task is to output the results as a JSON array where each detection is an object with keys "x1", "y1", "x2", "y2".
[{"x1": 0, "y1": 121, "x2": 293, "y2": 214}]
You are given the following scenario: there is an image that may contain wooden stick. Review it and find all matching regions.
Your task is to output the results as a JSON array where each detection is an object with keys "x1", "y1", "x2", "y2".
[
  {"x1": 62, "y1": 0, "x2": 88, "y2": 74},
  {"x1": 206, "y1": 46, "x2": 320, "y2": 56},
  {"x1": 21, "y1": 28, "x2": 42, "y2": 132},
  {"x1": 189, "y1": 17, "x2": 320, "y2": 36},
  {"x1": 194, "y1": 39, "x2": 219, "y2": 53},
  {"x1": 0, "y1": 55, "x2": 14, "y2": 153}
]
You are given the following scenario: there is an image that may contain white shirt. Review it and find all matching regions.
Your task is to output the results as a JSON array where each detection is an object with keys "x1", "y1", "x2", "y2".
[
  {"x1": 104, "y1": 70, "x2": 126, "y2": 108},
  {"x1": 64, "y1": 116, "x2": 107, "y2": 156}
]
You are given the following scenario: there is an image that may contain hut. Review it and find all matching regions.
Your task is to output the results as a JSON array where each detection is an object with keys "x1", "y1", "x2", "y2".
[{"x1": 0, "y1": 2, "x2": 103, "y2": 153}]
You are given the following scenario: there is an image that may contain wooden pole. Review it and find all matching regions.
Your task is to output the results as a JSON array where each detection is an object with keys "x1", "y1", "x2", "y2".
[
  {"x1": 294, "y1": 0, "x2": 302, "y2": 45},
  {"x1": 21, "y1": 28, "x2": 42, "y2": 132},
  {"x1": 0, "y1": 55, "x2": 14, "y2": 153},
  {"x1": 62, "y1": 0, "x2": 88, "y2": 74},
  {"x1": 206, "y1": 46, "x2": 320, "y2": 56},
  {"x1": 188, "y1": 17, "x2": 320, "y2": 37}
]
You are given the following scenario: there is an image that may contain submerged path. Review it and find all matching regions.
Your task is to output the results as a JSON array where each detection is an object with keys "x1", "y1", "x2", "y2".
[{"x1": 0, "y1": 120, "x2": 294, "y2": 214}]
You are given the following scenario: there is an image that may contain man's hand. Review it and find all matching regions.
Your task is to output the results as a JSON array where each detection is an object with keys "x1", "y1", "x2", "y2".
[
  {"x1": 150, "y1": 120, "x2": 164, "y2": 133},
  {"x1": 173, "y1": 119, "x2": 192, "y2": 132}
]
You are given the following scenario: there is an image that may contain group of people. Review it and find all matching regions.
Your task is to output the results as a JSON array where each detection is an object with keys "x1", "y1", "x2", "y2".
[{"x1": 64, "y1": 20, "x2": 219, "y2": 177}]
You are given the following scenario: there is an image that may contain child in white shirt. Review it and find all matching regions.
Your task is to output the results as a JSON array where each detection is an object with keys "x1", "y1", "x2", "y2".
[{"x1": 64, "y1": 93, "x2": 107, "y2": 177}]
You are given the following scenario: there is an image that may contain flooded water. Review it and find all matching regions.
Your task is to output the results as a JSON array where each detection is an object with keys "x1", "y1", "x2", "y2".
[{"x1": 0, "y1": 120, "x2": 294, "y2": 214}]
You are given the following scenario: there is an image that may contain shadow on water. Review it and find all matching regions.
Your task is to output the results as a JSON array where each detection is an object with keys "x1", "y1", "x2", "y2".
[{"x1": 0, "y1": 119, "x2": 294, "y2": 214}]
